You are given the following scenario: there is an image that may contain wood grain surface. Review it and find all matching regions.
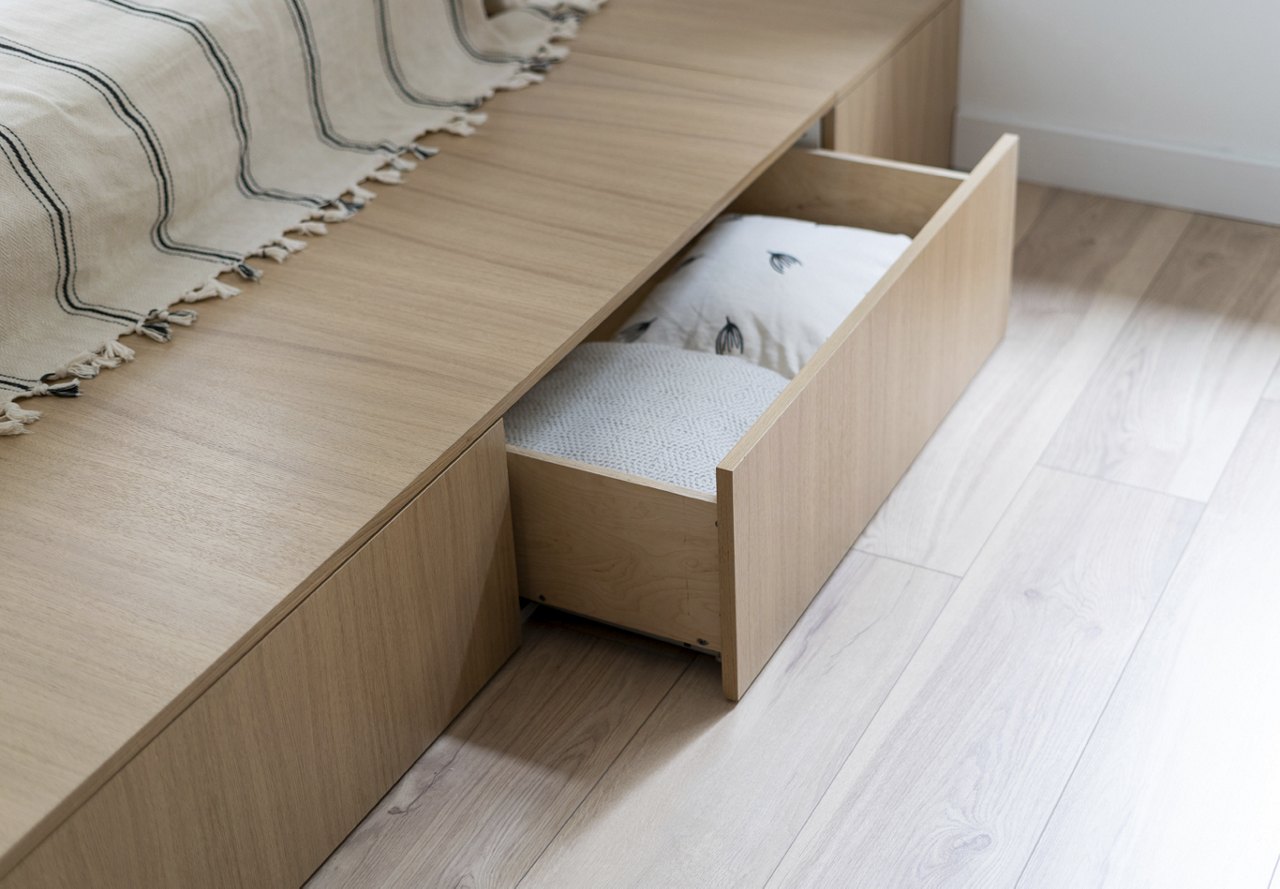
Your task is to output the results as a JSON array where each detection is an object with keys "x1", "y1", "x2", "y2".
[
  {"x1": 0, "y1": 37, "x2": 826, "y2": 875},
  {"x1": 0, "y1": 0, "x2": 960, "y2": 872},
  {"x1": 1018, "y1": 400, "x2": 1280, "y2": 889},
  {"x1": 573, "y1": 0, "x2": 950, "y2": 97},
  {"x1": 308, "y1": 619, "x2": 692, "y2": 889},
  {"x1": 766, "y1": 468, "x2": 1201, "y2": 888},
  {"x1": 518, "y1": 553, "x2": 956, "y2": 889},
  {"x1": 3, "y1": 423, "x2": 519, "y2": 889},
  {"x1": 856, "y1": 191, "x2": 1192, "y2": 575},
  {"x1": 506, "y1": 448, "x2": 720, "y2": 651},
  {"x1": 719, "y1": 137, "x2": 1017, "y2": 698},
  {"x1": 310, "y1": 185, "x2": 1280, "y2": 888},
  {"x1": 825, "y1": 0, "x2": 960, "y2": 166},
  {"x1": 1042, "y1": 214, "x2": 1280, "y2": 501}
]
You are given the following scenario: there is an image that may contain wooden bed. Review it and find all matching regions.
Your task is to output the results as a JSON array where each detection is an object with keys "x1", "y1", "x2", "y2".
[{"x1": 0, "y1": 0, "x2": 986, "y2": 885}]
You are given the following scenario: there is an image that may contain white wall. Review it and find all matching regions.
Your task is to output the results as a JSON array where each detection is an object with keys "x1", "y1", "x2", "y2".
[{"x1": 954, "y1": 0, "x2": 1280, "y2": 224}]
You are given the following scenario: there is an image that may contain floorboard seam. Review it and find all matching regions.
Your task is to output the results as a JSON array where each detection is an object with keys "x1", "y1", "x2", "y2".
[
  {"x1": 756, "y1": 561, "x2": 966, "y2": 888},
  {"x1": 848, "y1": 546, "x2": 962, "y2": 580},
  {"x1": 1031, "y1": 463, "x2": 1209, "y2": 505},
  {"x1": 512, "y1": 656, "x2": 697, "y2": 889},
  {"x1": 1030, "y1": 214, "x2": 1198, "y2": 482},
  {"x1": 1012, "y1": 390, "x2": 1269, "y2": 887}
]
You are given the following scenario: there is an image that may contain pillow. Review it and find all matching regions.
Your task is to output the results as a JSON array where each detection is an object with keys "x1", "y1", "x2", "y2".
[
  {"x1": 614, "y1": 214, "x2": 911, "y2": 378},
  {"x1": 505, "y1": 342, "x2": 789, "y2": 494}
]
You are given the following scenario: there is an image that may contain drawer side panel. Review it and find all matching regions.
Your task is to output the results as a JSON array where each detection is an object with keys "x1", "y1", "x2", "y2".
[{"x1": 719, "y1": 136, "x2": 1019, "y2": 699}]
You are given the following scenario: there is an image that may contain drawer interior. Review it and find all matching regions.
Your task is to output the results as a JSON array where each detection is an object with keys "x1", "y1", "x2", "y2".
[
  {"x1": 506, "y1": 140, "x2": 1018, "y2": 694},
  {"x1": 589, "y1": 149, "x2": 965, "y2": 343}
]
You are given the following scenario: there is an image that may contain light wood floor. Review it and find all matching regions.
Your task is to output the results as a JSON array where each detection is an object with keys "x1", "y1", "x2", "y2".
[{"x1": 308, "y1": 186, "x2": 1280, "y2": 888}]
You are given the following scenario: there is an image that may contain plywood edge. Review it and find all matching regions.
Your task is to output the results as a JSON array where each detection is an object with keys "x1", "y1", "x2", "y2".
[{"x1": 507, "y1": 446, "x2": 715, "y2": 503}]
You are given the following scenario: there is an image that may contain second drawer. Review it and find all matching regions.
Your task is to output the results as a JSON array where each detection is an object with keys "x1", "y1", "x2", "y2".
[{"x1": 508, "y1": 136, "x2": 1019, "y2": 700}]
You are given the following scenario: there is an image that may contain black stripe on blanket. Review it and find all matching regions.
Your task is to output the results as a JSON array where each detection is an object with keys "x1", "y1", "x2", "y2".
[
  {"x1": 93, "y1": 0, "x2": 329, "y2": 208},
  {"x1": 284, "y1": 0, "x2": 403, "y2": 155},
  {"x1": 446, "y1": 0, "x2": 549, "y2": 68},
  {"x1": 0, "y1": 123, "x2": 142, "y2": 328},
  {"x1": 374, "y1": 0, "x2": 483, "y2": 111},
  {"x1": 0, "y1": 38, "x2": 241, "y2": 265}
]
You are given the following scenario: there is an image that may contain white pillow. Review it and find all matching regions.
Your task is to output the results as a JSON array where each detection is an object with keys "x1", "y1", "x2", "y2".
[
  {"x1": 615, "y1": 214, "x2": 911, "y2": 378},
  {"x1": 505, "y1": 342, "x2": 788, "y2": 494}
]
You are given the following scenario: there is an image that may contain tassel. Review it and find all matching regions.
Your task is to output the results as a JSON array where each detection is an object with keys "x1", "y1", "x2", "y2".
[
  {"x1": 409, "y1": 144, "x2": 438, "y2": 160},
  {"x1": 31, "y1": 380, "x2": 80, "y2": 398},
  {"x1": 542, "y1": 44, "x2": 571, "y2": 63},
  {"x1": 253, "y1": 236, "x2": 307, "y2": 263},
  {"x1": 533, "y1": 0, "x2": 605, "y2": 12},
  {"x1": 313, "y1": 204, "x2": 354, "y2": 223},
  {"x1": 498, "y1": 70, "x2": 544, "y2": 90},
  {"x1": 442, "y1": 116, "x2": 477, "y2": 137},
  {"x1": 234, "y1": 261, "x2": 263, "y2": 281},
  {"x1": 549, "y1": 17, "x2": 580, "y2": 38},
  {"x1": 91, "y1": 339, "x2": 136, "y2": 369},
  {"x1": 66, "y1": 361, "x2": 100, "y2": 380},
  {"x1": 4, "y1": 401, "x2": 41, "y2": 423},
  {"x1": 369, "y1": 167, "x2": 402, "y2": 185},
  {"x1": 287, "y1": 220, "x2": 329, "y2": 236},
  {"x1": 347, "y1": 184, "x2": 376, "y2": 204},
  {"x1": 133, "y1": 319, "x2": 172, "y2": 343},
  {"x1": 183, "y1": 278, "x2": 241, "y2": 301},
  {"x1": 388, "y1": 156, "x2": 417, "y2": 172},
  {"x1": 257, "y1": 245, "x2": 289, "y2": 262},
  {"x1": 102, "y1": 340, "x2": 136, "y2": 362},
  {"x1": 0, "y1": 419, "x2": 30, "y2": 436},
  {"x1": 148, "y1": 308, "x2": 197, "y2": 326}
]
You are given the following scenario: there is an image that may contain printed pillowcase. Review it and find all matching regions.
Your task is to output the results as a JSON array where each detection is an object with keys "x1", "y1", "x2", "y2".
[{"x1": 615, "y1": 214, "x2": 911, "y2": 378}]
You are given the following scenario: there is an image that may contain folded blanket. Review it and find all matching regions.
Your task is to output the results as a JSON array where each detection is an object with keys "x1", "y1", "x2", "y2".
[
  {"x1": 0, "y1": 0, "x2": 600, "y2": 435},
  {"x1": 505, "y1": 341, "x2": 789, "y2": 493},
  {"x1": 615, "y1": 214, "x2": 911, "y2": 379}
]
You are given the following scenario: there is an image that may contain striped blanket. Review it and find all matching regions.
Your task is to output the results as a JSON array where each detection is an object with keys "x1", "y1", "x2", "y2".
[{"x1": 0, "y1": 0, "x2": 597, "y2": 434}]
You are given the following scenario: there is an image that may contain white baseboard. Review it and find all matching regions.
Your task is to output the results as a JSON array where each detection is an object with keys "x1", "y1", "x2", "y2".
[{"x1": 954, "y1": 113, "x2": 1280, "y2": 226}]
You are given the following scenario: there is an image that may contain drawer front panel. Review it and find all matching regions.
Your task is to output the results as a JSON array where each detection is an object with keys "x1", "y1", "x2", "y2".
[
  {"x1": 719, "y1": 137, "x2": 1019, "y2": 698},
  {"x1": 507, "y1": 448, "x2": 721, "y2": 651},
  {"x1": 4, "y1": 422, "x2": 520, "y2": 889}
]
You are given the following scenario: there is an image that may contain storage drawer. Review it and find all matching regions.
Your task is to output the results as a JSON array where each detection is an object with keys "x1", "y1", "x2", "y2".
[
  {"x1": 6, "y1": 423, "x2": 520, "y2": 889},
  {"x1": 508, "y1": 136, "x2": 1018, "y2": 700}
]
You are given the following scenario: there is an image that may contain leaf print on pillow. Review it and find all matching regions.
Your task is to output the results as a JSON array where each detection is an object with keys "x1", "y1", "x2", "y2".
[
  {"x1": 768, "y1": 251, "x2": 802, "y2": 274},
  {"x1": 715, "y1": 316, "x2": 744, "y2": 355},
  {"x1": 618, "y1": 318, "x2": 656, "y2": 343}
]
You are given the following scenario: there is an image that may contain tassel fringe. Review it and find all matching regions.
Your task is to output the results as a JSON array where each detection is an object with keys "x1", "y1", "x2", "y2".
[{"x1": 5, "y1": 0, "x2": 598, "y2": 438}]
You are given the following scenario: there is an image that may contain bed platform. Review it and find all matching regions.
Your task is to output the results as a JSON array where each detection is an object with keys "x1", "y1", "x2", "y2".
[{"x1": 0, "y1": 1, "x2": 991, "y2": 885}]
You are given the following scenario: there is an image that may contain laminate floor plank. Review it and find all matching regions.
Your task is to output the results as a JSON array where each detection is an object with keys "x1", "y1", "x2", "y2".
[
  {"x1": 857, "y1": 192, "x2": 1191, "y2": 575},
  {"x1": 1041, "y1": 215, "x2": 1280, "y2": 501},
  {"x1": 1013, "y1": 182, "x2": 1054, "y2": 245},
  {"x1": 1018, "y1": 400, "x2": 1280, "y2": 889},
  {"x1": 766, "y1": 468, "x2": 1200, "y2": 888},
  {"x1": 305, "y1": 622, "x2": 691, "y2": 889},
  {"x1": 1261, "y1": 355, "x2": 1280, "y2": 401},
  {"x1": 516, "y1": 553, "x2": 956, "y2": 889}
]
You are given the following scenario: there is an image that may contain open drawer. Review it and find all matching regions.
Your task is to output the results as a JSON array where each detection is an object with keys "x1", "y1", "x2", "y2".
[{"x1": 507, "y1": 135, "x2": 1018, "y2": 700}]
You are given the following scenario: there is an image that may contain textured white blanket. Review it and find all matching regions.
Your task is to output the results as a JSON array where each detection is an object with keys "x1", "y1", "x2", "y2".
[
  {"x1": 0, "y1": 0, "x2": 596, "y2": 434},
  {"x1": 506, "y1": 342, "x2": 789, "y2": 493}
]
